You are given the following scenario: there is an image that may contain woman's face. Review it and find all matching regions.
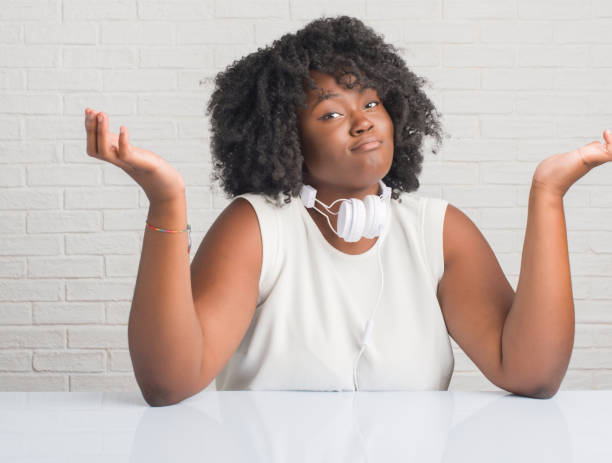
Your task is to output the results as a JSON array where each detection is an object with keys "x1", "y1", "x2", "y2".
[{"x1": 296, "y1": 69, "x2": 394, "y2": 196}]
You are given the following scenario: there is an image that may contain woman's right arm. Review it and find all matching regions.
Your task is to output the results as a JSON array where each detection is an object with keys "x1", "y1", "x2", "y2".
[
  {"x1": 85, "y1": 108, "x2": 202, "y2": 405},
  {"x1": 129, "y1": 193, "x2": 204, "y2": 406},
  {"x1": 85, "y1": 108, "x2": 261, "y2": 406}
]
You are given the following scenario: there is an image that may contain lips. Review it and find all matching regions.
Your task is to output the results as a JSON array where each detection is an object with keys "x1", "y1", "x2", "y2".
[{"x1": 351, "y1": 137, "x2": 382, "y2": 151}]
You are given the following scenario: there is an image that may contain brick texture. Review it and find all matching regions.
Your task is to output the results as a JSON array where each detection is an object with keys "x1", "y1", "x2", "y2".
[{"x1": 1, "y1": 0, "x2": 610, "y2": 394}]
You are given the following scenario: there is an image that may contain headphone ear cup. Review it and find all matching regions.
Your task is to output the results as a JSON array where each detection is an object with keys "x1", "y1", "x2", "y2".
[
  {"x1": 362, "y1": 195, "x2": 377, "y2": 238},
  {"x1": 339, "y1": 199, "x2": 366, "y2": 242},
  {"x1": 363, "y1": 195, "x2": 387, "y2": 239},
  {"x1": 348, "y1": 198, "x2": 366, "y2": 242},
  {"x1": 376, "y1": 200, "x2": 387, "y2": 236},
  {"x1": 337, "y1": 200, "x2": 352, "y2": 241}
]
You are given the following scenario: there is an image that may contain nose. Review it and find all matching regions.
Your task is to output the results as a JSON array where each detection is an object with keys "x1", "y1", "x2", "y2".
[{"x1": 351, "y1": 114, "x2": 374, "y2": 135}]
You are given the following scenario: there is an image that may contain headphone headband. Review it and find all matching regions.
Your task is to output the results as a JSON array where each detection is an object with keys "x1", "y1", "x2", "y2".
[{"x1": 301, "y1": 179, "x2": 391, "y2": 208}]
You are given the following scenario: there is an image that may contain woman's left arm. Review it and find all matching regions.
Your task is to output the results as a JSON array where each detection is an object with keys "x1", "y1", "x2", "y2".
[{"x1": 502, "y1": 129, "x2": 612, "y2": 397}]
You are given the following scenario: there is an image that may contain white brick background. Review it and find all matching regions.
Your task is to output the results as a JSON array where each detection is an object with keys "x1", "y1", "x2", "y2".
[{"x1": 0, "y1": 0, "x2": 610, "y2": 394}]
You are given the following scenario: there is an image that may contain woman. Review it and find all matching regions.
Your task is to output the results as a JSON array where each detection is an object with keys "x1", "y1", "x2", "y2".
[{"x1": 84, "y1": 16, "x2": 609, "y2": 406}]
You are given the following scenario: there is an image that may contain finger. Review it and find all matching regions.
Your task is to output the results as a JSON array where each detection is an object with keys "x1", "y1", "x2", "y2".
[
  {"x1": 85, "y1": 109, "x2": 99, "y2": 156},
  {"x1": 584, "y1": 140, "x2": 609, "y2": 156},
  {"x1": 603, "y1": 129, "x2": 612, "y2": 151},
  {"x1": 96, "y1": 112, "x2": 110, "y2": 158},
  {"x1": 117, "y1": 128, "x2": 157, "y2": 173},
  {"x1": 117, "y1": 126, "x2": 132, "y2": 162},
  {"x1": 576, "y1": 139, "x2": 612, "y2": 168}
]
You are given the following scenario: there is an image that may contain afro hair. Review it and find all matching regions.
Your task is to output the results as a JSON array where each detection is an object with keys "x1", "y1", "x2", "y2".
[{"x1": 205, "y1": 15, "x2": 447, "y2": 205}]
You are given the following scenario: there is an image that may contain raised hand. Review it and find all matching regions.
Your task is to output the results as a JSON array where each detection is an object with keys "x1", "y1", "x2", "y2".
[
  {"x1": 84, "y1": 108, "x2": 186, "y2": 204},
  {"x1": 532, "y1": 129, "x2": 612, "y2": 198}
]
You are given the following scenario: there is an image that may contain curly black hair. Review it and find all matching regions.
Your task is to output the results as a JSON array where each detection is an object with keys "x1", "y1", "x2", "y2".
[{"x1": 205, "y1": 15, "x2": 447, "y2": 205}]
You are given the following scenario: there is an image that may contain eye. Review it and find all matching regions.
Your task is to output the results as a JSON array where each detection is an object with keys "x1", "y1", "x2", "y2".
[
  {"x1": 319, "y1": 101, "x2": 380, "y2": 121},
  {"x1": 320, "y1": 111, "x2": 340, "y2": 121}
]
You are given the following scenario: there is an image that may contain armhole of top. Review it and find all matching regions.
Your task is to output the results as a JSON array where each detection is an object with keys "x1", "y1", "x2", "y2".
[
  {"x1": 233, "y1": 193, "x2": 280, "y2": 306},
  {"x1": 420, "y1": 196, "x2": 449, "y2": 291}
]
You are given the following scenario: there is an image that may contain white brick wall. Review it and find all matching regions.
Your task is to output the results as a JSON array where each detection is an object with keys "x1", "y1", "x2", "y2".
[{"x1": 0, "y1": 0, "x2": 610, "y2": 394}]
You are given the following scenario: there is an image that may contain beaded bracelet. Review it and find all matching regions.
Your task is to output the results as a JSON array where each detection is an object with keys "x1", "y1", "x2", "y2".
[{"x1": 145, "y1": 222, "x2": 192, "y2": 253}]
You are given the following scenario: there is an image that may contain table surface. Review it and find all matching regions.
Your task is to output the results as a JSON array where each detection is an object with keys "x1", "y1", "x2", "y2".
[{"x1": 0, "y1": 390, "x2": 610, "y2": 462}]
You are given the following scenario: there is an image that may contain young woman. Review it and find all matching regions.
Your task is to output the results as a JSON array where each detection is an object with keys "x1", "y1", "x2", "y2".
[{"x1": 84, "y1": 16, "x2": 610, "y2": 406}]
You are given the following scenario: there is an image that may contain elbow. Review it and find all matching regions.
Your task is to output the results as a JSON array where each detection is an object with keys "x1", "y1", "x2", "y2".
[
  {"x1": 528, "y1": 390, "x2": 556, "y2": 400},
  {"x1": 137, "y1": 365, "x2": 214, "y2": 407},
  {"x1": 499, "y1": 361, "x2": 563, "y2": 400},
  {"x1": 143, "y1": 389, "x2": 184, "y2": 407},
  {"x1": 500, "y1": 378, "x2": 559, "y2": 400},
  {"x1": 530, "y1": 372, "x2": 565, "y2": 399},
  {"x1": 141, "y1": 388, "x2": 169, "y2": 407},
  {"x1": 144, "y1": 395, "x2": 168, "y2": 407},
  {"x1": 510, "y1": 382, "x2": 559, "y2": 400},
  {"x1": 529, "y1": 383, "x2": 559, "y2": 400},
  {"x1": 142, "y1": 381, "x2": 209, "y2": 407},
  {"x1": 139, "y1": 381, "x2": 182, "y2": 407},
  {"x1": 505, "y1": 387, "x2": 557, "y2": 400}
]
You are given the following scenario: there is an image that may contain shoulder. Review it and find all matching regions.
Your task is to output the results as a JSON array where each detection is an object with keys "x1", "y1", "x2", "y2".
[
  {"x1": 391, "y1": 192, "x2": 427, "y2": 224},
  {"x1": 395, "y1": 192, "x2": 449, "y2": 240},
  {"x1": 202, "y1": 195, "x2": 269, "y2": 271},
  {"x1": 441, "y1": 202, "x2": 479, "y2": 269},
  {"x1": 394, "y1": 194, "x2": 477, "y2": 287},
  {"x1": 204, "y1": 195, "x2": 264, "y2": 256},
  {"x1": 395, "y1": 192, "x2": 475, "y2": 269},
  {"x1": 394, "y1": 191, "x2": 446, "y2": 216},
  {"x1": 231, "y1": 192, "x2": 294, "y2": 215},
  {"x1": 228, "y1": 193, "x2": 288, "y2": 297},
  {"x1": 392, "y1": 193, "x2": 448, "y2": 286},
  {"x1": 216, "y1": 194, "x2": 261, "y2": 231},
  {"x1": 221, "y1": 193, "x2": 285, "y2": 241}
]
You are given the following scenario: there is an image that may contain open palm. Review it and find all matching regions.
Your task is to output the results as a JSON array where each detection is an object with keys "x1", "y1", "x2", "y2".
[
  {"x1": 532, "y1": 129, "x2": 612, "y2": 197},
  {"x1": 85, "y1": 108, "x2": 186, "y2": 204}
]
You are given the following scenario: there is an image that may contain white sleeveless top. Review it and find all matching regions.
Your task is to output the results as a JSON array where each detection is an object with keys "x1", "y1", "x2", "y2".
[{"x1": 214, "y1": 191, "x2": 454, "y2": 391}]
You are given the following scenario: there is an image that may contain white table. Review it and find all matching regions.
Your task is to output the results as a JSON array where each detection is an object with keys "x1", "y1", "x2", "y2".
[{"x1": 0, "y1": 390, "x2": 610, "y2": 462}]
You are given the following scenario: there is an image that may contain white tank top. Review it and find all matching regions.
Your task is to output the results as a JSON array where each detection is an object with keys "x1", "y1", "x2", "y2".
[{"x1": 214, "y1": 191, "x2": 454, "y2": 391}]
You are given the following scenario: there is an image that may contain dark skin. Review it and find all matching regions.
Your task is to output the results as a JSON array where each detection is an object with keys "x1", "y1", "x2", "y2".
[
  {"x1": 295, "y1": 70, "x2": 566, "y2": 398},
  {"x1": 296, "y1": 70, "x2": 395, "y2": 255},
  {"x1": 87, "y1": 68, "x2": 576, "y2": 404}
]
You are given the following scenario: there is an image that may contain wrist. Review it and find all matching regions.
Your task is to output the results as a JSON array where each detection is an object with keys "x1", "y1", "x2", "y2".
[
  {"x1": 147, "y1": 195, "x2": 188, "y2": 230},
  {"x1": 530, "y1": 176, "x2": 565, "y2": 199},
  {"x1": 529, "y1": 180, "x2": 565, "y2": 209}
]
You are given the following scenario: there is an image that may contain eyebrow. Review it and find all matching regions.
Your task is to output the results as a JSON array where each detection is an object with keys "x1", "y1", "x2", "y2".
[
  {"x1": 310, "y1": 86, "x2": 374, "y2": 111},
  {"x1": 311, "y1": 92, "x2": 341, "y2": 110}
]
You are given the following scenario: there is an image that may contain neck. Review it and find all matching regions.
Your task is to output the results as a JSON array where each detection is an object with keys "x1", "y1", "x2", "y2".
[
  {"x1": 302, "y1": 178, "x2": 383, "y2": 246},
  {"x1": 303, "y1": 177, "x2": 381, "y2": 213}
]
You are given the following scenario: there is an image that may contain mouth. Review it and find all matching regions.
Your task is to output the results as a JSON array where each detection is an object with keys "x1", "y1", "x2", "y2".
[{"x1": 351, "y1": 140, "x2": 382, "y2": 152}]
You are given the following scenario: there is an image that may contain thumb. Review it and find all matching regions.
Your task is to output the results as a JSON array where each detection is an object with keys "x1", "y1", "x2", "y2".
[{"x1": 117, "y1": 126, "x2": 132, "y2": 160}]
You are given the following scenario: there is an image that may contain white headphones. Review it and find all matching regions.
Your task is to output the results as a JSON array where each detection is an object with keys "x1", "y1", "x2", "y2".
[
  {"x1": 300, "y1": 179, "x2": 392, "y2": 390},
  {"x1": 300, "y1": 179, "x2": 392, "y2": 243}
]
